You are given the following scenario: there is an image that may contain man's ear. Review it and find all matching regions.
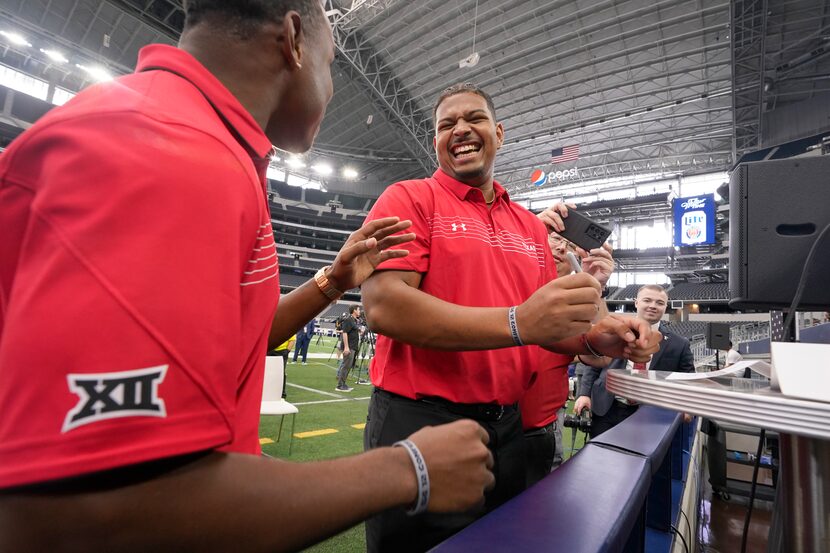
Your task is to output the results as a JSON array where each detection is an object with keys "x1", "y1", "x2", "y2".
[
  {"x1": 495, "y1": 122, "x2": 505, "y2": 149},
  {"x1": 279, "y1": 11, "x2": 305, "y2": 70}
]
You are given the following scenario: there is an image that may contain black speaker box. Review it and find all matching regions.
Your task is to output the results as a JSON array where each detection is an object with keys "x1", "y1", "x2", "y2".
[
  {"x1": 729, "y1": 155, "x2": 830, "y2": 310},
  {"x1": 706, "y1": 322, "x2": 731, "y2": 350}
]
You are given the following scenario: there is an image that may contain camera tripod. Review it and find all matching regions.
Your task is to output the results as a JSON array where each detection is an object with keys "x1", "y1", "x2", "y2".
[
  {"x1": 352, "y1": 329, "x2": 376, "y2": 385},
  {"x1": 328, "y1": 334, "x2": 343, "y2": 362}
]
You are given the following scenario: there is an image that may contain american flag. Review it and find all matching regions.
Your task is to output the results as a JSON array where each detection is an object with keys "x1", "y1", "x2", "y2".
[{"x1": 551, "y1": 144, "x2": 580, "y2": 164}]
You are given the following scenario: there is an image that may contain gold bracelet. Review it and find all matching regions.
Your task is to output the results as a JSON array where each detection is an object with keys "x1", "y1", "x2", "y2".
[{"x1": 313, "y1": 265, "x2": 344, "y2": 301}]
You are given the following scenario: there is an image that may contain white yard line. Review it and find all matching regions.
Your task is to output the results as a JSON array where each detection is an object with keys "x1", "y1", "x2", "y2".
[
  {"x1": 286, "y1": 382, "x2": 342, "y2": 398},
  {"x1": 292, "y1": 397, "x2": 371, "y2": 406}
]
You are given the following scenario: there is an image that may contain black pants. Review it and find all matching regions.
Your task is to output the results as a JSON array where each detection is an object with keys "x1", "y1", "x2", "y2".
[
  {"x1": 363, "y1": 389, "x2": 526, "y2": 553},
  {"x1": 590, "y1": 401, "x2": 639, "y2": 439},
  {"x1": 266, "y1": 350, "x2": 290, "y2": 398},
  {"x1": 524, "y1": 422, "x2": 556, "y2": 487}
]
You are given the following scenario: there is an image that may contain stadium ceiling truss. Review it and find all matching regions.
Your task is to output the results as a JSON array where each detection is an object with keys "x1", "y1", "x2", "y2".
[
  {"x1": 1, "y1": 0, "x2": 827, "y2": 277},
  {"x1": 329, "y1": 15, "x2": 437, "y2": 175},
  {"x1": 731, "y1": 0, "x2": 767, "y2": 159},
  {"x1": 323, "y1": 0, "x2": 739, "y2": 196}
]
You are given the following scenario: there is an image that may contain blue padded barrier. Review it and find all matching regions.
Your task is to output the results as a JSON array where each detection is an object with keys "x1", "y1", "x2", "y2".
[
  {"x1": 588, "y1": 406, "x2": 681, "y2": 474},
  {"x1": 430, "y1": 443, "x2": 651, "y2": 553},
  {"x1": 589, "y1": 407, "x2": 682, "y2": 535},
  {"x1": 432, "y1": 406, "x2": 691, "y2": 553}
]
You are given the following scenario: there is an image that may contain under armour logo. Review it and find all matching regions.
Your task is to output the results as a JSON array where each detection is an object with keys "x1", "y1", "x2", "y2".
[
  {"x1": 451, "y1": 223, "x2": 467, "y2": 231},
  {"x1": 62, "y1": 365, "x2": 168, "y2": 432}
]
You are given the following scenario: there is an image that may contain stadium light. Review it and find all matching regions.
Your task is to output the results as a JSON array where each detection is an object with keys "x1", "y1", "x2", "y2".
[
  {"x1": 312, "y1": 163, "x2": 333, "y2": 176},
  {"x1": 40, "y1": 49, "x2": 68, "y2": 64},
  {"x1": 342, "y1": 167, "x2": 359, "y2": 179},
  {"x1": 286, "y1": 157, "x2": 306, "y2": 168},
  {"x1": 76, "y1": 64, "x2": 113, "y2": 82},
  {"x1": 1, "y1": 31, "x2": 31, "y2": 47}
]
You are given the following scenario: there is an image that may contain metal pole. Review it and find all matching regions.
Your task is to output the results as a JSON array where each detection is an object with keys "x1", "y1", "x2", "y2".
[{"x1": 779, "y1": 433, "x2": 830, "y2": 552}]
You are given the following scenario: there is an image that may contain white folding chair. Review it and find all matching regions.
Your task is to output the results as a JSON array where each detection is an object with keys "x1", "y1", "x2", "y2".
[{"x1": 261, "y1": 356, "x2": 299, "y2": 455}]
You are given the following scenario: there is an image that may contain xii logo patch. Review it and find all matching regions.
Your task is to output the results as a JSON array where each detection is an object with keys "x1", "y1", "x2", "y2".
[{"x1": 62, "y1": 365, "x2": 168, "y2": 433}]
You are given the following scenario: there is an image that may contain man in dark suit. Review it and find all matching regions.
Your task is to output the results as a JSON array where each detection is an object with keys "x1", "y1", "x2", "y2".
[
  {"x1": 574, "y1": 284, "x2": 695, "y2": 438},
  {"x1": 292, "y1": 318, "x2": 317, "y2": 365}
]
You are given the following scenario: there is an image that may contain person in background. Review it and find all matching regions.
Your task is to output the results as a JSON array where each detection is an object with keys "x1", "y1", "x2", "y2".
[
  {"x1": 335, "y1": 305, "x2": 362, "y2": 392},
  {"x1": 269, "y1": 335, "x2": 295, "y2": 398},
  {"x1": 0, "y1": 2, "x2": 497, "y2": 551},
  {"x1": 360, "y1": 83, "x2": 662, "y2": 551},
  {"x1": 724, "y1": 340, "x2": 744, "y2": 367},
  {"x1": 292, "y1": 317, "x2": 316, "y2": 365},
  {"x1": 574, "y1": 284, "x2": 695, "y2": 438},
  {"x1": 333, "y1": 311, "x2": 346, "y2": 360},
  {"x1": 521, "y1": 203, "x2": 615, "y2": 485}
]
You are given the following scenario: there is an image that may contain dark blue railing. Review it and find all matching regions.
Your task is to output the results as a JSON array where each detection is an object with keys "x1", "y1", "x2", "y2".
[{"x1": 432, "y1": 406, "x2": 692, "y2": 553}]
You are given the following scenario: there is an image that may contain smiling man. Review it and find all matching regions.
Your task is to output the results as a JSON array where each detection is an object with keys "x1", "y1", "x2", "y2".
[{"x1": 360, "y1": 83, "x2": 663, "y2": 551}]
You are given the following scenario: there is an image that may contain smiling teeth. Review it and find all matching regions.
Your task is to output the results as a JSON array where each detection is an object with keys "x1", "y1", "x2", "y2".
[{"x1": 453, "y1": 144, "x2": 480, "y2": 154}]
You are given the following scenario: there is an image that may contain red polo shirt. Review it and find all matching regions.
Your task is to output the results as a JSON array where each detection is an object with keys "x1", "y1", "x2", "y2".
[
  {"x1": 520, "y1": 348, "x2": 573, "y2": 430},
  {"x1": 0, "y1": 45, "x2": 279, "y2": 488},
  {"x1": 365, "y1": 169, "x2": 556, "y2": 405}
]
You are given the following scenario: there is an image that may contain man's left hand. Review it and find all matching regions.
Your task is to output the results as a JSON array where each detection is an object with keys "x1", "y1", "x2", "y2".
[
  {"x1": 327, "y1": 217, "x2": 415, "y2": 292},
  {"x1": 537, "y1": 202, "x2": 576, "y2": 233},
  {"x1": 578, "y1": 243, "x2": 614, "y2": 288},
  {"x1": 586, "y1": 314, "x2": 662, "y2": 362}
]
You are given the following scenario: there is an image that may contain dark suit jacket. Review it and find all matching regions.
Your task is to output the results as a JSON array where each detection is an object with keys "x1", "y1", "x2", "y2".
[
  {"x1": 298, "y1": 320, "x2": 317, "y2": 339},
  {"x1": 577, "y1": 324, "x2": 695, "y2": 416}
]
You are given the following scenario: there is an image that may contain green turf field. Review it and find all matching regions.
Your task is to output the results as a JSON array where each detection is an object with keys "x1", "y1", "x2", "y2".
[{"x1": 260, "y1": 336, "x2": 587, "y2": 552}]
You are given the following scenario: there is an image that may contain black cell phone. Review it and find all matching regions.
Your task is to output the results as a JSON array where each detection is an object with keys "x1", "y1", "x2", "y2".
[{"x1": 557, "y1": 209, "x2": 612, "y2": 251}]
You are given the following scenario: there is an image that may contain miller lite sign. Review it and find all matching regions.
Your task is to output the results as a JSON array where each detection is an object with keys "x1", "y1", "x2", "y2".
[{"x1": 673, "y1": 194, "x2": 716, "y2": 247}]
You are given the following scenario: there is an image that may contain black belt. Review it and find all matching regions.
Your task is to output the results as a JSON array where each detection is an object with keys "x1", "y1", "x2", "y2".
[
  {"x1": 377, "y1": 388, "x2": 515, "y2": 422},
  {"x1": 420, "y1": 396, "x2": 516, "y2": 422}
]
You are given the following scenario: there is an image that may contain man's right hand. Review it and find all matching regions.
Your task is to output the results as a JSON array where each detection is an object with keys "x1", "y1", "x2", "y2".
[
  {"x1": 573, "y1": 396, "x2": 592, "y2": 414},
  {"x1": 406, "y1": 420, "x2": 495, "y2": 512},
  {"x1": 517, "y1": 272, "x2": 602, "y2": 347}
]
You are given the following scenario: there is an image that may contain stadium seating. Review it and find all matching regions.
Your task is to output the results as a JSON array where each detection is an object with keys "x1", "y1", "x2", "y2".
[
  {"x1": 668, "y1": 282, "x2": 729, "y2": 301},
  {"x1": 664, "y1": 321, "x2": 708, "y2": 340}
]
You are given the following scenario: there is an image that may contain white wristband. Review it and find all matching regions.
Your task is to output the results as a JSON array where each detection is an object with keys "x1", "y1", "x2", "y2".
[
  {"x1": 394, "y1": 439, "x2": 430, "y2": 515},
  {"x1": 508, "y1": 306, "x2": 524, "y2": 347}
]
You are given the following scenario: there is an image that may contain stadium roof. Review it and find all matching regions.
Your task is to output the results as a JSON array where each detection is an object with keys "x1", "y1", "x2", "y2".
[{"x1": 0, "y1": 0, "x2": 827, "y2": 197}]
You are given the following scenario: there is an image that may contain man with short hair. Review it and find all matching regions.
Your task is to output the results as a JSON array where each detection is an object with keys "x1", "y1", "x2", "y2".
[
  {"x1": 361, "y1": 83, "x2": 662, "y2": 551},
  {"x1": 574, "y1": 284, "x2": 695, "y2": 438},
  {"x1": 0, "y1": 2, "x2": 499, "y2": 551},
  {"x1": 336, "y1": 305, "x2": 362, "y2": 391}
]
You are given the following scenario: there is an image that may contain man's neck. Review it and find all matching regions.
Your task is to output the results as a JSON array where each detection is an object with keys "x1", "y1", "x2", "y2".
[{"x1": 179, "y1": 29, "x2": 281, "y2": 133}]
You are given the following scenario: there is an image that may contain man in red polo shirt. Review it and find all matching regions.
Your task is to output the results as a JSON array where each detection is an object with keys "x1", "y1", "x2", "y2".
[
  {"x1": 0, "y1": 2, "x2": 499, "y2": 551},
  {"x1": 360, "y1": 83, "x2": 662, "y2": 551}
]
